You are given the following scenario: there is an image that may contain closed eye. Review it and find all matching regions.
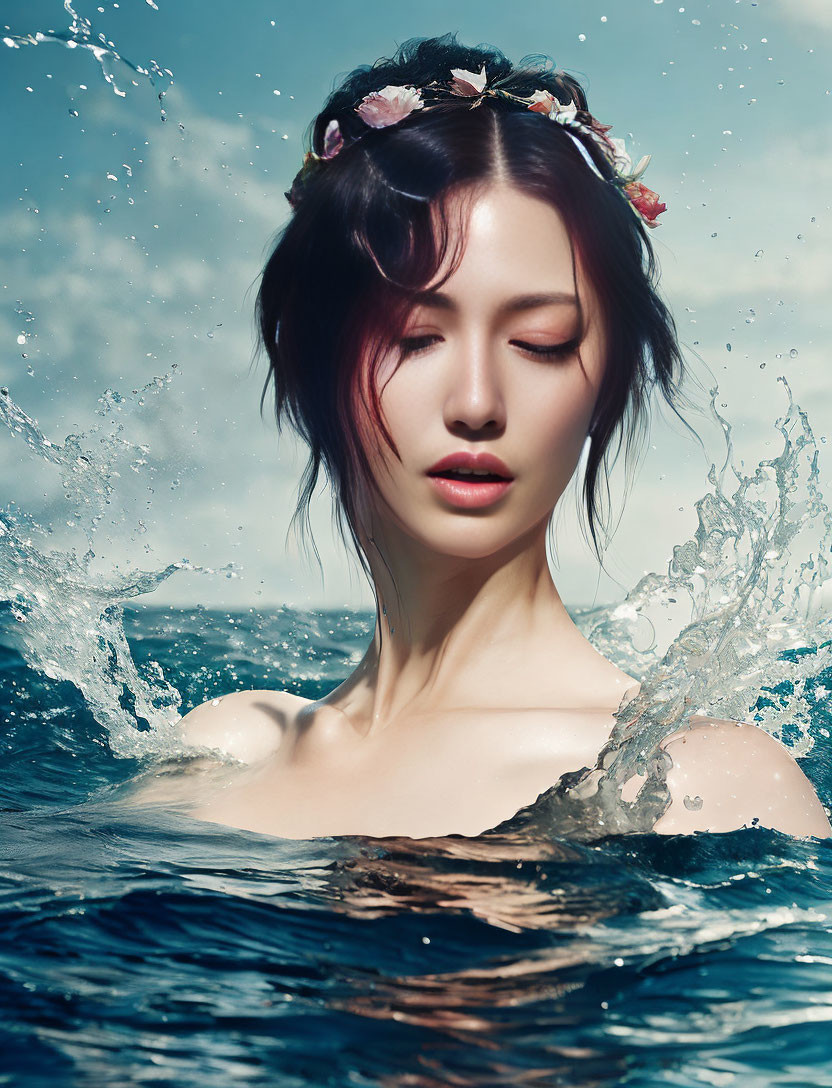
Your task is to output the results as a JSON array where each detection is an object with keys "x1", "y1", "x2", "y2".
[
  {"x1": 515, "y1": 337, "x2": 581, "y2": 360},
  {"x1": 399, "y1": 335, "x2": 580, "y2": 360}
]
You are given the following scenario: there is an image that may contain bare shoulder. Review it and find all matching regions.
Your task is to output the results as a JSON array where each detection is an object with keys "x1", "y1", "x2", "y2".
[
  {"x1": 176, "y1": 688, "x2": 310, "y2": 763},
  {"x1": 122, "y1": 688, "x2": 311, "y2": 810},
  {"x1": 651, "y1": 716, "x2": 832, "y2": 839}
]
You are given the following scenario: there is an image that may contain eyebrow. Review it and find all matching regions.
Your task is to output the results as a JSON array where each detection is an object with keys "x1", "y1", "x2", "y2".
[{"x1": 409, "y1": 290, "x2": 579, "y2": 314}]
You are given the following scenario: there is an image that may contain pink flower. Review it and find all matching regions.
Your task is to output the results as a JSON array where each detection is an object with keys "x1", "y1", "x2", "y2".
[
  {"x1": 449, "y1": 64, "x2": 487, "y2": 96},
  {"x1": 526, "y1": 89, "x2": 576, "y2": 119},
  {"x1": 623, "y1": 181, "x2": 667, "y2": 228},
  {"x1": 355, "y1": 85, "x2": 424, "y2": 128},
  {"x1": 320, "y1": 118, "x2": 344, "y2": 160}
]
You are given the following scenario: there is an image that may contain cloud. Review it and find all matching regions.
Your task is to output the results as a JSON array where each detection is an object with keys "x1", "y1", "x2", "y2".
[
  {"x1": 655, "y1": 125, "x2": 832, "y2": 307},
  {"x1": 772, "y1": 0, "x2": 832, "y2": 31},
  {"x1": 0, "y1": 82, "x2": 329, "y2": 609}
]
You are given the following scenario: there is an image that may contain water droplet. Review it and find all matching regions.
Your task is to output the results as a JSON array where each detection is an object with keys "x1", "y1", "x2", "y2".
[
  {"x1": 726, "y1": 343, "x2": 732, "y2": 352},
  {"x1": 16, "y1": 334, "x2": 26, "y2": 345},
  {"x1": 578, "y1": 33, "x2": 587, "y2": 41},
  {"x1": 789, "y1": 348, "x2": 799, "y2": 358},
  {"x1": 711, "y1": 232, "x2": 718, "y2": 238},
  {"x1": 759, "y1": 362, "x2": 766, "y2": 369},
  {"x1": 754, "y1": 249, "x2": 764, "y2": 258},
  {"x1": 683, "y1": 794, "x2": 704, "y2": 811}
]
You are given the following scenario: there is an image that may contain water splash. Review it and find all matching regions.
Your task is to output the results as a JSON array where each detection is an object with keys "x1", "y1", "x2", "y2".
[
  {"x1": 0, "y1": 377, "x2": 239, "y2": 759},
  {"x1": 2, "y1": 0, "x2": 173, "y2": 113},
  {"x1": 553, "y1": 376, "x2": 832, "y2": 837}
]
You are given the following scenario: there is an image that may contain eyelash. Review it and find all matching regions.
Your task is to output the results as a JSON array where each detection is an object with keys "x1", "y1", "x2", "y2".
[{"x1": 399, "y1": 335, "x2": 580, "y2": 361}]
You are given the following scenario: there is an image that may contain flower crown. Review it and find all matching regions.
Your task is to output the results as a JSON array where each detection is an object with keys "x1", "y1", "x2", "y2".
[{"x1": 285, "y1": 63, "x2": 666, "y2": 229}]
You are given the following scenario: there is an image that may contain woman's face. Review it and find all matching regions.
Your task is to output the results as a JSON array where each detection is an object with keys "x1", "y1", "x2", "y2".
[{"x1": 359, "y1": 183, "x2": 606, "y2": 560}]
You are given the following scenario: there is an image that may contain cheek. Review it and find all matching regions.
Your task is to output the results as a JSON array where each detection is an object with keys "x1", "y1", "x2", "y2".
[
  {"x1": 526, "y1": 369, "x2": 599, "y2": 464},
  {"x1": 515, "y1": 384, "x2": 598, "y2": 514},
  {"x1": 375, "y1": 358, "x2": 439, "y2": 463}
]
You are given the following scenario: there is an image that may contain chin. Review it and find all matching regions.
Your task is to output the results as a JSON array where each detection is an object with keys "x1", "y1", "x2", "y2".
[{"x1": 408, "y1": 517, "x2": 543, "y2": 560}]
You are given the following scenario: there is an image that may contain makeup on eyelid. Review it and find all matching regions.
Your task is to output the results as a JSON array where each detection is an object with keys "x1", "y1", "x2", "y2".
[{"x1": 399, "y1": 332, "x2": 582, "y2": 360}]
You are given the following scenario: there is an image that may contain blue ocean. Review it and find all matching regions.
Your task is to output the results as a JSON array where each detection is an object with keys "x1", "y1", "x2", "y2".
[{"x1": 2, "y1": 594, "x2": 832, "y2": 1087}]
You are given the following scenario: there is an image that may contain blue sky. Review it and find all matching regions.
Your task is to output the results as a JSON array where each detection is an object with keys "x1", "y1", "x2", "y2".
[{"x1": 1, "y1": 0, "x2": 830, "y2": 610}]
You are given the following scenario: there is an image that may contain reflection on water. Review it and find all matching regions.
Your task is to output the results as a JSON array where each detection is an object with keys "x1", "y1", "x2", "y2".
[{"x1": 3, "y1": 3, "x2": 832, "y2": 1084}]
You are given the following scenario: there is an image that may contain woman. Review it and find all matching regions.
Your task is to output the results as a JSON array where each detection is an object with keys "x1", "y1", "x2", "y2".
[{"x1": 137, "y1": 34, "x2": 831, "y2": 841}]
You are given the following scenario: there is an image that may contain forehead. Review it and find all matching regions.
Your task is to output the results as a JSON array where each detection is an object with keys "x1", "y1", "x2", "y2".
[
  {"x1": 420, "y1": 183, "x2": 591, "y2": 314},
  {"x1": 409, "y1": 288, "x2": 580, "y2": 320}
]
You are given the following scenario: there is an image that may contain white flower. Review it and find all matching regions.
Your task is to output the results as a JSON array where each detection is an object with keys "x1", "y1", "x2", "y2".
[
  {"x1": 449, "y1": 64, "x2": 488, "y2": 96},
  {"x1": 548, "y1": 99, "x2": 579, "y2": 125},
  {"x1": 630, "y1": 153, "x2": 651, "y2": 181},
  {"x1": 609, "y1": 136, "x2": 633, "y2": 175}
]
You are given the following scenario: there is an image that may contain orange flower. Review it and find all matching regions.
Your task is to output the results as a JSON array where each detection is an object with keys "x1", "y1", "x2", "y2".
[
  {"x1": 526, "y1": 89, "x2": 558, "y2": 114},
  {"x1": 526, "y1": 89, "x2": 578, "y2": 122},
  {"x1": 623, "y1": 180, "x2": 667, "y2": 228}
]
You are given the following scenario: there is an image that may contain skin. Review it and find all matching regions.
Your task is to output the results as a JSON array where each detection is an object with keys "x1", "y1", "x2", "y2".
[
  {"x1": 337, "y1": 181, "x2": 628, "y2": 733},
  {"x1": 129, "y1": 182, "x2": 831, "y2": 842}
]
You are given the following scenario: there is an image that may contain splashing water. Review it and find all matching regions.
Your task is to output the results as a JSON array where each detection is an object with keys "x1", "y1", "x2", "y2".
[
  {"x1": 2, "y1": 0, "x2": 173, "y2": 112},
  {"x1": 536, "y1": 375, "x2": 832, "y2": 838},
  {"x1": 0, "y1": 377, "x2": 239, "y2": 760},
  {"x1": 2, "y1": 362, "x2": 831, "y2": 838}
]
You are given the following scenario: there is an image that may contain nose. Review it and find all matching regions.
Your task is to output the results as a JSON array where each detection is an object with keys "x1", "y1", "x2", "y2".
[{"x1": 442, "y1": 334, "x2": 507, "y2": 435}]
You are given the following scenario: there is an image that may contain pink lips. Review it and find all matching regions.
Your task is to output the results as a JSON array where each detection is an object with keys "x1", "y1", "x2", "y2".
[{"x1": 426, "y1": 450, "x2": 514, "y2": 509}]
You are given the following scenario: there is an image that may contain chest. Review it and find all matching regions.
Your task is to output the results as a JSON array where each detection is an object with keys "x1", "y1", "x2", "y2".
[{"x1": 187, "y1": 706, "x2": 618, "y2": 840}]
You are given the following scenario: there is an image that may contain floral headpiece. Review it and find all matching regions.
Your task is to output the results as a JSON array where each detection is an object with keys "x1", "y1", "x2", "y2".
[{"x1": 285, "y1": 63, "x2": 666, "y2": 229}]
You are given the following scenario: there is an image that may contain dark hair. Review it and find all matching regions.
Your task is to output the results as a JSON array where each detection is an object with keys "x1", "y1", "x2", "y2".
[{"x1": 254, "y1": 31, "x2": 693, "y2": 587}]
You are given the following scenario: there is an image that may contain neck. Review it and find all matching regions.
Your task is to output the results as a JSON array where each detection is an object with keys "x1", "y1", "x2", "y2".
[{"x1": 339, "y1": 515, "x2": 580, "y2": 736}]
